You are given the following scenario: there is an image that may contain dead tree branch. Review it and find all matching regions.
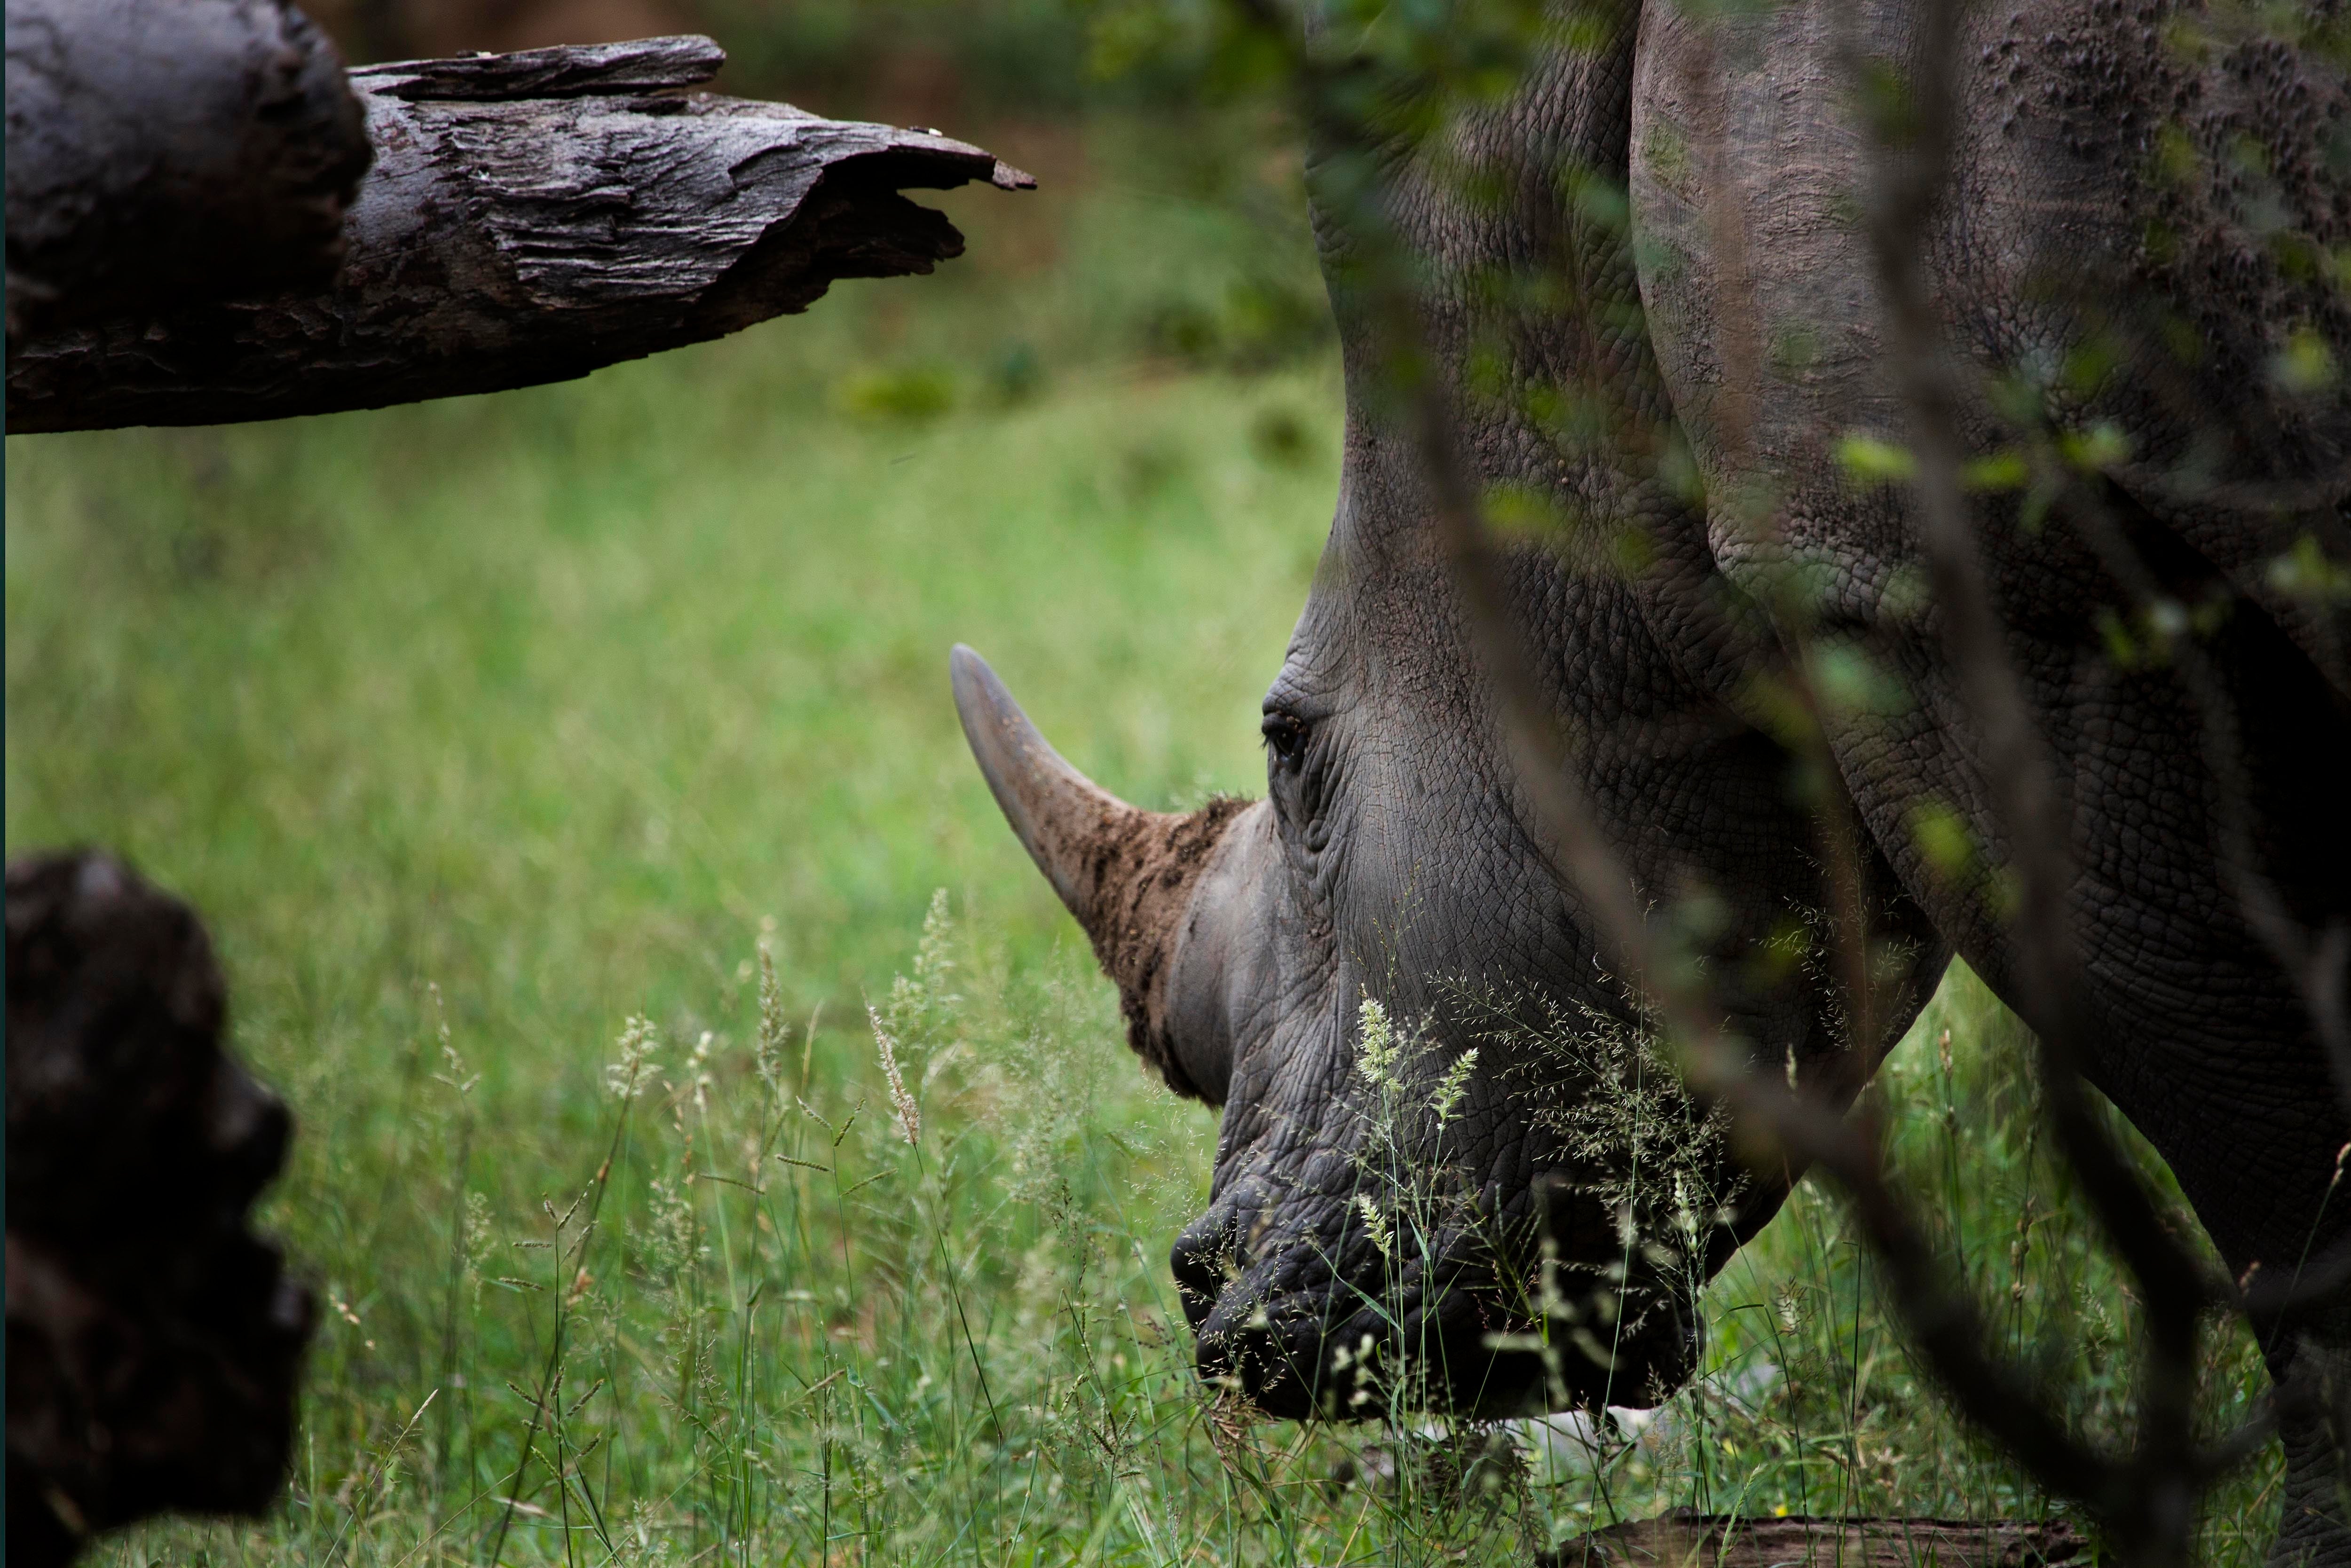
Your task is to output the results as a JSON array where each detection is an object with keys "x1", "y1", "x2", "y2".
[
  {"x1": 1543, "y1": 1511, "x2": 2088, "y2": 1568},
  {"x1": 6, "y1": 34, "x2": 1033, "y2": 433},
  {"x1": 3, "y1": 0, "x2": 371, "y2": 337}
]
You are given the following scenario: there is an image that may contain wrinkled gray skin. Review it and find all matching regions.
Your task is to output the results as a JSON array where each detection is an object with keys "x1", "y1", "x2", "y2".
[{"x1": 958, "y1": 0, "x2": 2351, "y2": 1552}]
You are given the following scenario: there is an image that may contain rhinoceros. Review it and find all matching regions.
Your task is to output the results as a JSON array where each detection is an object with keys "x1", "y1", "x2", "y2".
[{"x1": 954, "y1": 0, "x2": 2351, "y2": 1553}]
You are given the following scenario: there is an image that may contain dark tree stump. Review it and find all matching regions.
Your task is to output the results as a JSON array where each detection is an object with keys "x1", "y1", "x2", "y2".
[
  {"x1": 4, "y1": 0, "x2": 371, "y2": 336},
  {"x1": 6, "y1": 33, "x2": 1033, "y2": 433},
  {"x1": 1542, "y1": 1513, "x2": 2088, "y2": 1567},
  {"x1": 5, "y1": 853, "x2": 313, "y2": 1568}
]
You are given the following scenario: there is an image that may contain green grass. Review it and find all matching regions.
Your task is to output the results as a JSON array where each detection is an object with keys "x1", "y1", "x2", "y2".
[{"x1": 5, "y1": 116, "x2": 2282, "y2": 1565}]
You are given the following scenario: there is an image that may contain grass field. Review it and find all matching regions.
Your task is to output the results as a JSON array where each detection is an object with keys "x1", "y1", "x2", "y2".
[{"x1": 5, "y1": 114, "x2": 2285, "y2": 1564}]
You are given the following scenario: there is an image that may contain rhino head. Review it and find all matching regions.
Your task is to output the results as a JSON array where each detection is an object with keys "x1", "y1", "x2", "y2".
[
  {"x1": 953, "y1": 488, "x2": 1941, "y2": 1421},
  {"x1": 955, "y1": 31, "x2": 1947, "y2": 1421}
]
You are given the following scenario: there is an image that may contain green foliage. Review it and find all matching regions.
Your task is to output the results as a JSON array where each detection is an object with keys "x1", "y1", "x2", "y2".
[
  {"x1": 1834, "y1": 432, "x2": 1919, "y2": 485},
  {"x1": 674, "y1": 0, "x2": 1098, "y2": 113},
  {"x1": 2270, "y1": 531, "x2": 2351, "y2": 603}
]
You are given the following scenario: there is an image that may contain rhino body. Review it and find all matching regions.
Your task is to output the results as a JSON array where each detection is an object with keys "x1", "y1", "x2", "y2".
[{"x1": 957, "y1": 0, "x2": 2351, "y2": 1552}]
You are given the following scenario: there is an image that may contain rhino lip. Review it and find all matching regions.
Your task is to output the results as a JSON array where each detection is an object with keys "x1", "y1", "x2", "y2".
[
  {"x1": 1173, "y1": 1223, "x2": 1562, "y2": 1419},
  {"x1": 1173, "y1": 1207, "x2": 1704, "y2": 1419},
  {"x1": 1184, "y1": 1263, "x2": 1592, "y2": 1420},
  {"x1": 1189, "y1": 1290, "x2": 1700, "y2": 1421}
]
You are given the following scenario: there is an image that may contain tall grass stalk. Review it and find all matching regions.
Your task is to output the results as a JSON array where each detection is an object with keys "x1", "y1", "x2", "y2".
[{"x1": 76, "y1": 896, "x2": 2283, "y2": 1566}]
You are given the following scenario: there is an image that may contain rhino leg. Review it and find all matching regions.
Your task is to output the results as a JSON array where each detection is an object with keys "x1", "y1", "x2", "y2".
[{"x1": 2272, "y1": 1318, "x2": 2351, "y2": 1567}]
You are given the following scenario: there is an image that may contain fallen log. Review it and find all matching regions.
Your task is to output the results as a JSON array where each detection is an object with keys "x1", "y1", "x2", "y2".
[
  {"x1": 1541, "y1": 1513, "x2": 2087, "y2": 1568},
  {"x1": 6, "y1": 34, "x2": 1033, "y2": 433}
]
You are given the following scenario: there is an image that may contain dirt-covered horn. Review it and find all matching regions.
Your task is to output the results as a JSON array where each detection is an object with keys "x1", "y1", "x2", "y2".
[{"x1": 949, "y1": 644, "x2": 1253, "y2": 1101}]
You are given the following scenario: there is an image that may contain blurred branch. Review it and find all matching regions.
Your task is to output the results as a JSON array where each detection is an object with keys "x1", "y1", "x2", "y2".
[
  {"x1": 1824, "y1": 0, "x2": 2210, "y2": 1321},
  {"x1": 7, "y1": 35, "x2": 1034, "y2": 433}
]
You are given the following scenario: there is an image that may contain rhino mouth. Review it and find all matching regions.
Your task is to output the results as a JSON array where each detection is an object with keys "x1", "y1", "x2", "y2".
[{"x1": 1169, "y1": 1190, "x2": 1702, "y2": 1421}]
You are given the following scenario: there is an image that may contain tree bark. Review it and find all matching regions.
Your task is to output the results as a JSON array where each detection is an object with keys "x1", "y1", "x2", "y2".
[
  {"x1": 1541, "y1": 1513, "x2": 2086, "y2": 1568},
  {"x1": 5, "y1": 34, "x2": 1033, "y2": 434},
  {"x1": 4, "y1": 0, "x2": 372, "y2": 337}
]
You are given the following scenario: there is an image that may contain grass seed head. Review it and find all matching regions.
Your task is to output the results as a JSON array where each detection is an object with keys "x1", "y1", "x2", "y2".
[
  {"x1": 870, "y1": 1004, "x2": 922, "y2": 1147},
  {"x1": 1355, "y1": 1192, "x2": 1395, "y2": 1259},
  {"x1": 1429, "y1": 1046, "x2": 1479, "y2": 1128},
  {"x1": 755, "y1": 942, "x2": 789, "y2": 1093},
  {"x1": 606, "y1": 1015, "x2": 662, "y2": 1101},
  {"x1": 1358, "y1": 994, "x2": 1399, "y2": 1088}
]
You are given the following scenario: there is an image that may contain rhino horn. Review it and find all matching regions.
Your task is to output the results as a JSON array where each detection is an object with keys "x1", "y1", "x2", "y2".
[
  {"x1": 951, "y1": 643, "x2": 1149, "y2": 925},
  {"x1": 950, "y1": 644, "x2": 1249, "y2": 1099}
]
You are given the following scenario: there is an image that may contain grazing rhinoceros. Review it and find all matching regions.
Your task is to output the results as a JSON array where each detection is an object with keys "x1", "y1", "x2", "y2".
[{"x1": 955, "y1": 0, "x2": 2351, "y2": 1553}]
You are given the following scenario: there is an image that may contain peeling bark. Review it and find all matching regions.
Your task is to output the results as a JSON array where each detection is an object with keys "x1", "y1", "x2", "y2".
[{"x1": 6, "y1": 34, "x2": 1033, "y2": 433}]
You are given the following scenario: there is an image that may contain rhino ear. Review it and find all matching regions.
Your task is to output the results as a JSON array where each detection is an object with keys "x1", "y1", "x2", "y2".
[{"x1": 949, "y1": 645, "x2": 1250, "y2": 1101}]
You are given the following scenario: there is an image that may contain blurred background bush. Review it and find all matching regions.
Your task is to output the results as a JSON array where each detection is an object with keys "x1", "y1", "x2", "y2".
[{"x1": 308, "y1": 0, "x2": 1183, "y2": 112}]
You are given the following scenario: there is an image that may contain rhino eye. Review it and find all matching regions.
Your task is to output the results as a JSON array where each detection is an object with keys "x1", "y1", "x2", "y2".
[{"x1": 1261, "y1": 710, "x2": 1308, "y2": 767}]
